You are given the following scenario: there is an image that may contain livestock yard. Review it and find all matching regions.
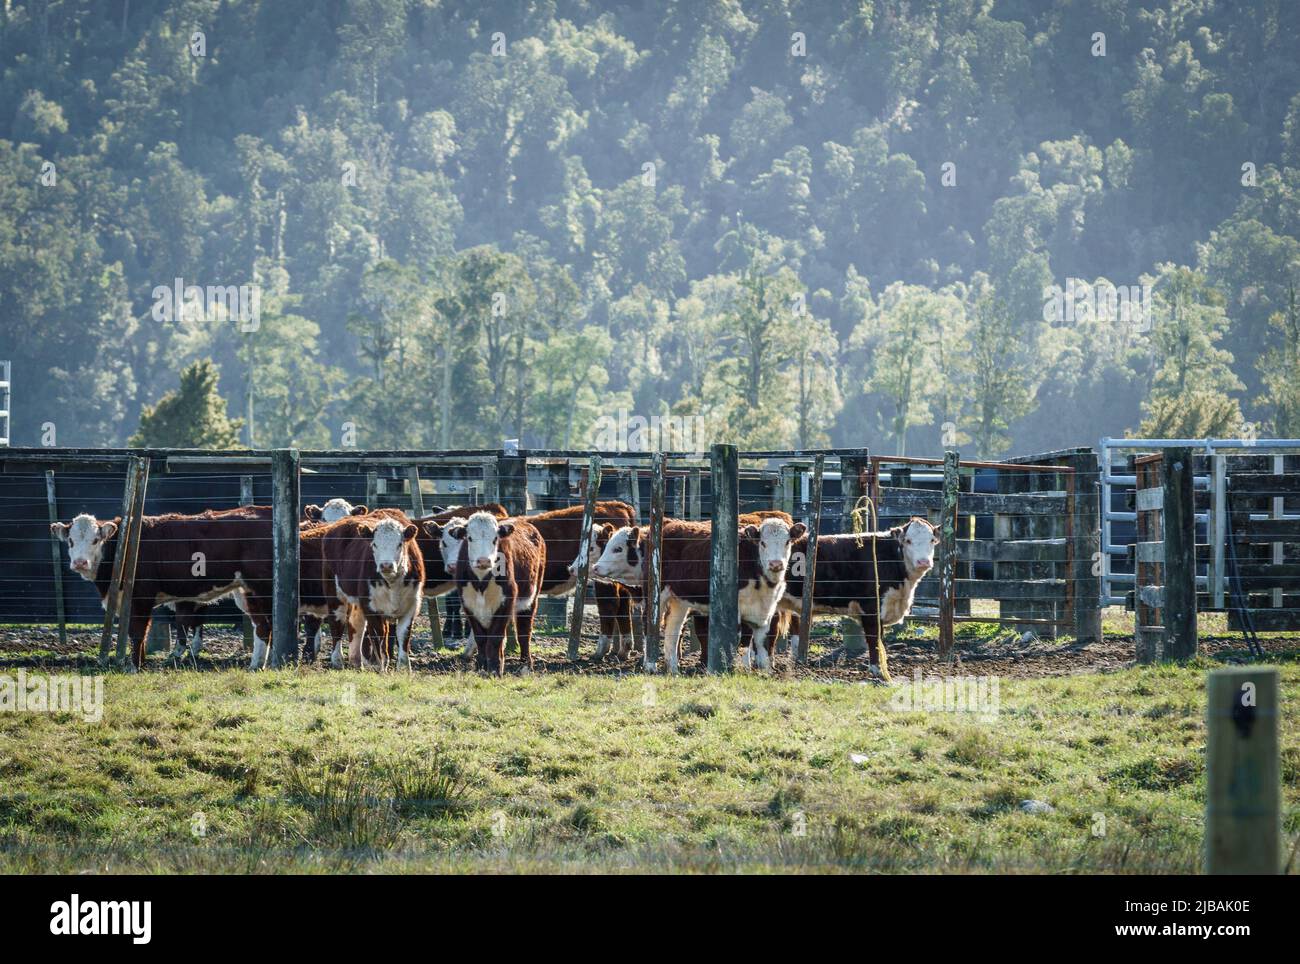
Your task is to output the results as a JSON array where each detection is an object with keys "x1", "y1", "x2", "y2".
[{"x1": 0, "y1": 444, "x2": 1296, "y2": 874}]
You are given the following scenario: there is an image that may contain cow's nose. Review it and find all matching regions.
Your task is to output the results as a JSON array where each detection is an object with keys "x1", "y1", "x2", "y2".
[
  {"x1": 380, "y1": 562, "x2": 396, "y2": 573},
  {"x1": 475, "y1": 557, "x2": 490, "y2": 569},
  {"x1": 916, "y1": 558, "x2": 933, "y2": 570},
  {"x1": 768, "y1": 560, "x2": 784, "y2": 572},
  {"x1": 72, "y1": 560, "x2": 88, "y2": 571}
]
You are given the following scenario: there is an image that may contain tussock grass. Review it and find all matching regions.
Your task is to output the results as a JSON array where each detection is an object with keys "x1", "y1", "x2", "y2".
[{"x1": 0, "y1": 659, "x2": 1295, "y2": 873}]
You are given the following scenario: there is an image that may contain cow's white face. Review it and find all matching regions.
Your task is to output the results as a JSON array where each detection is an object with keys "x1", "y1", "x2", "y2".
[
  {"x1": 568, "y1": 523, "x2": 613, "y2": 575},
  {"x1": 370, "y1": 518, "x2": 416, "y2": 580},
  {"x1": 461, "y1": 512, "x2": 514, "y2": 579},
  {"x1": 51, "y1": 513, "x2": 117, "y2": 578},
  {"x1": 592, "y1": 526, "x2": 642, "y2": 584},
  {"x1": 438, "y1": 517, "x2": 468, "y2": 571},
  {"x1": 896, "y1": 518, "x2": 939, "y2": 576},
  {"x1": 320, "y1": 498, "x2": 358, "y2": 523},
  {"x1": 746, "y1": 518, "x2": 806, "y2": 581}
]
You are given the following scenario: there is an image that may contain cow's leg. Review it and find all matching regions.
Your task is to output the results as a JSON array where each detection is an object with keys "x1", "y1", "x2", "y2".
[
  {"x1": 656, "y1": 596, "x2": 690, "y2": 675},
  {"x1": 347, "y1": 606, "x2": 366, "y2": 670},
  {"x1": 859, "y1": 612, "x2": 890, "y2": 681},
  {"x1": 749, "y1": 618, "x2": 773, "y2": 671},
  {"x1": 302, "y1": 614, "x2": 323, "y2": 662},
  {"x1": 443, "y1": 592, "x2": 463, "y2": 645},
  {"x1": 738, "y1": 622, "x2": 755, "y2": 669},
  {"x1": 395, "y1": 602, "x2": 418, "y2": 672},
  {"x1": 614, "y1": 587, "x2": 633, "y2": 659},
  {"x1": 249, "y1": 628, "x2": 268, "y2": 670},
  {"x1": 128, "y1": 610, "x2": 152, "y2": 672},
  {"x1": 515, "y1": 609, "x2": 536, "y2": 675},
  {"x1": 692, "y1": 613, "x2": 711, "y2": 667},
  {"x1": 476, "y1": 616, "x2": 507, "y2": 677}
]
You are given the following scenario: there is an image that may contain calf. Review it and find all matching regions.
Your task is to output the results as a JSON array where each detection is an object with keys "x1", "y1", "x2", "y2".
[
  {"x1": 322, "y1": 514, "x2": 425, "y2": 671},
  {"x1": 418, "y1": 503, "x2": 509, "y2": 645},
  {"x1": 593, "y1": 517, "x2": 804, "y2": 674},
  {"x1": 51, "y1": 507, "x2": 276, "y2": 670},
  {"x1": 778, "y1": 517, "x2": 938, "y2": 679},
  {"x1": 449, "y1": 511, "x2": 545, "y2": 676}
]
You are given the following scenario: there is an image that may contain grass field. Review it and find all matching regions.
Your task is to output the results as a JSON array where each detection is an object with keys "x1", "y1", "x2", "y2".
[{"x1": 2, "y1": 618, "x2": 1298, "y2": 873}]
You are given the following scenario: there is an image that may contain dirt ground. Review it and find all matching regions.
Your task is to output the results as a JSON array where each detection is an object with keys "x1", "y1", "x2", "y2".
[{"x1": 3, "y1": 614, "x2": 1294, "y2": 681}]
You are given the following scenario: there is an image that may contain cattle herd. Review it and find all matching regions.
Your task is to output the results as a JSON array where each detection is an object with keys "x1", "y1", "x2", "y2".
[{"x1": 49, "y1": 497, "x2": 939, "y2": 677}]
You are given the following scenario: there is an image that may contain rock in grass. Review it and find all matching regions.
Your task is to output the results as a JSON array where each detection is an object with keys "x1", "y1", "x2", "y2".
[
  {"x1": 849, "y1": 753, "x2": 870, "y2": 767},
  {"x1": 1019, "y1": 799, "x2": 1054, "y2": 814}
]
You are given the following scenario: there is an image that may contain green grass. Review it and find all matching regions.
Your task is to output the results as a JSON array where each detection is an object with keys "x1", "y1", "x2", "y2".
[{"x1": 0, "y1": 660, "x2": 1297, "y2": 873}]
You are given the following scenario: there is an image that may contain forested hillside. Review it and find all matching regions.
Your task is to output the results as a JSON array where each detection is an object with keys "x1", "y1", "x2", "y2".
[{"x1": 3, "y1": 0, "x2": 1300, "y2": 455}]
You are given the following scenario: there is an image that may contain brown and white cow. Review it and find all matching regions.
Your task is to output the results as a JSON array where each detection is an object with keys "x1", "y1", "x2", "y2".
[
  {"x1": 778, "y1": 517, "x2": 939, "y2": 679},
  {"x1": 322, "y1": 514, "x2": 425, "y2": 671},
  {"x1": 303, "y1": 499, "x2": 369, "y2": 524},
  {"x1": 51, "y1": 507, "x2": 276, "y2": 670},
  {"x1": 444, "y1": 501, "x2": 636, "y2": 662},
  {"x1": 448, "y1": 511, "x2": 545, "y2": 676},
  {"x1": 592, "y1": 516, "x2": 805, "y2": 674}
]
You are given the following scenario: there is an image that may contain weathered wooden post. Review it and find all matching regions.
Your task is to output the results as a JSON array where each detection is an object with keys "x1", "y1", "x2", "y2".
[
  {"x1": 407, "y1": 465, "x2": 442, "y2": 650},
  {"x1": 98, "y1": 458, "x2": 141, "y2": 664},
  {"x1": 270, "y1": 448, "x2": 301, "y2": 667},
  {"x1": 539, "y1": 460, "x2": 571, "y2": 629},
  {"x1": 44, "y1": 470, "x2": 66, "y2": 645},
  {"x1": 112, "y1": 456, "x2": 150, "y2": 665},
  {"x1": 1162, "y1": 446, "x2": 1198, "y2": 660},
  {"x1": 689, "y1": 466, "x2": 702, "y2": 520},
  {"x1": 708, "y1": 443, "x2": 739, "y2": 672},
  {"x1": 645, "y1": 452, "x2": 666, "y2": 670},
  {"x1": 1063, "y1": 448, "x2": 1103, "y2": 644},
  {"x1": 937, "y1": 450, "x2": 959, "y2": 659},
  {"x1": 567, "y1": 455, "x2": 602, "y2": 659},
  {"x1": 795, "y1": 455, "x2": 824, "y2": 666},
  {"x1": 239, "y1": 474, "x2": 255, "y2": 651},
  {"x1": 1205, "y1": 667, "x2": 1280, "y2": 874},
  {"x1": 840, "y1": 453, "x2": 870, "y2": 656}
]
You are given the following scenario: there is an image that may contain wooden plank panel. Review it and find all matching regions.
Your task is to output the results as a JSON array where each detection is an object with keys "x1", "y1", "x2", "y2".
[
  {"x1": 1135, "y1": 488, "x2": 1164, "y2": 512},
  {"x1": 1227, "y1": 474, "x2": 1300, "y2": 495},
  {"x1": 956, "y1": 538, "x2": 1066, "y2": 563},
  {"x1": 1236, "y1": 518, "x2": 1300, "y2": 541},
  {"x1": 955, "y1": 579, "x2": 1065, "y2": 601}
]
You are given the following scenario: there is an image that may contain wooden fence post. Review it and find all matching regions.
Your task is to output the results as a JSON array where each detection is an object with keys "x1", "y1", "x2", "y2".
[
  {"x1": 1205, "y1": 667, "x2": 1280, "y2": 874},
  {"x1": 937, "y1": 450, "x2": 959, "y2": 659},
  {"x1": 408, "y1": 465, "x2": 442, "y2": 650},
  {"x1": 1064, "y1": 449, "x2": 1102, "y2": 644},
  {"x1": 270, "y1": 448, "x2": 301, "y2": 667},
  {"x1": 1162, "y1": 446, "x2": 1198, "y2": 660},
  {"x1": 689, "y1": 467, "x2": 702, "y2": 520},
  {"x1": 795, "y1": 454, "x2": 824, "y2": 666},
  {"x1": 840, "y1": 454, "x2": 869, "y2": 655},
  {"x1": 98, "y1": 459, "x2": 141, "y2": 664},
  {"x1": 566, "y1": 455, "x2": 602, "y2": 659},
  {"x1": 44, "y1": 470, "x2": 66, "y2": 645},
  {"x1": 645, "y1": 452, "x2": 666, "y2": 670},
  {"x1": 239, "y1": 474, "x2": 255, "y2": 652},
  {"x1": 708, "y1": 443, "x2": 739, "y2": 672},
  {"x1": 112, "y1": 456, "x2": 150, "y2": 665}
]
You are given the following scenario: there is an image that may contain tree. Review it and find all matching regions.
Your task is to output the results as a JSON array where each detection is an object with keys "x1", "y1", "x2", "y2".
[
  {"x1": 968, "y1": 284, "x2": 1036, "y2": 458},
  {"x1": 1256, "y1": 285, "x2": 1300, "y2": 437},
  {"x1": 128, "y1": 360, "x2": 243, "y2": 449},
  {"x1": 1138, "y1": 265, "x2": 1245, "y2": 437}
]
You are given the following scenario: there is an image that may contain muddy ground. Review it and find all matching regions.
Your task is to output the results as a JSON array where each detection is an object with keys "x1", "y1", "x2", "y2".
[{"x1": 2, "y1": 616, "x2": 1294, "y2": 681}]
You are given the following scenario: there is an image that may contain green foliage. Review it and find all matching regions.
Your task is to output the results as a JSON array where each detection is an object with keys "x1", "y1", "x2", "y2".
[
  {"x1": 3, "y1": 2, "x2": 1300, "y2": 451},
  {"x1": 127, "y1": 360, "x2": 244, "y2": 449}
]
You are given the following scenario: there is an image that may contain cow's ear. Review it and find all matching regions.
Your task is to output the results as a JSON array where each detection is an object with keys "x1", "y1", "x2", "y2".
[
  {"x1": 497, "y1": 521, "x2": 516, "y2": 538},
  {"x1": 304, "y1": 504, "x2": 323, "y2": 521},
  {"x1": 351, "y1": 505, "x2": 369, "y2": 516},
  {"x1": 50, "y1": 522, "x2": 70, "y2": 542},
  {"x1": 742, "y1": 524, "x2": 760, "y2": 541},
  {"x1": 448, "y1": 525, "x2": 466, "y2": 541},
  {"x1": 891, "y1": 525, "x2": 906, "y2": 544},
  {"x1": 628, "y1": 525, "x2": 641, "y2": 545},
  {"x1": 597, "y1": 522, "x2": 614, "y2": 539},
  {"x1": 789, "y1": 522, "x2": 807, "y2": 540},
  {"x1": 98, "y1": 521, "x2": 118, "y2": 541},
  {"x1": 423, "y1": 521, "x2": 443, "y2": 540},
  {"x1": 402, "y1": 524, "x2": 418, "y2": 542}
]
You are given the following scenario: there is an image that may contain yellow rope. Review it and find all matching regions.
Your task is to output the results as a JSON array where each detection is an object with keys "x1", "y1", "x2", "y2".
[{"x1": 848, "y1": 494, "x2": 888, "y2": 680}]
